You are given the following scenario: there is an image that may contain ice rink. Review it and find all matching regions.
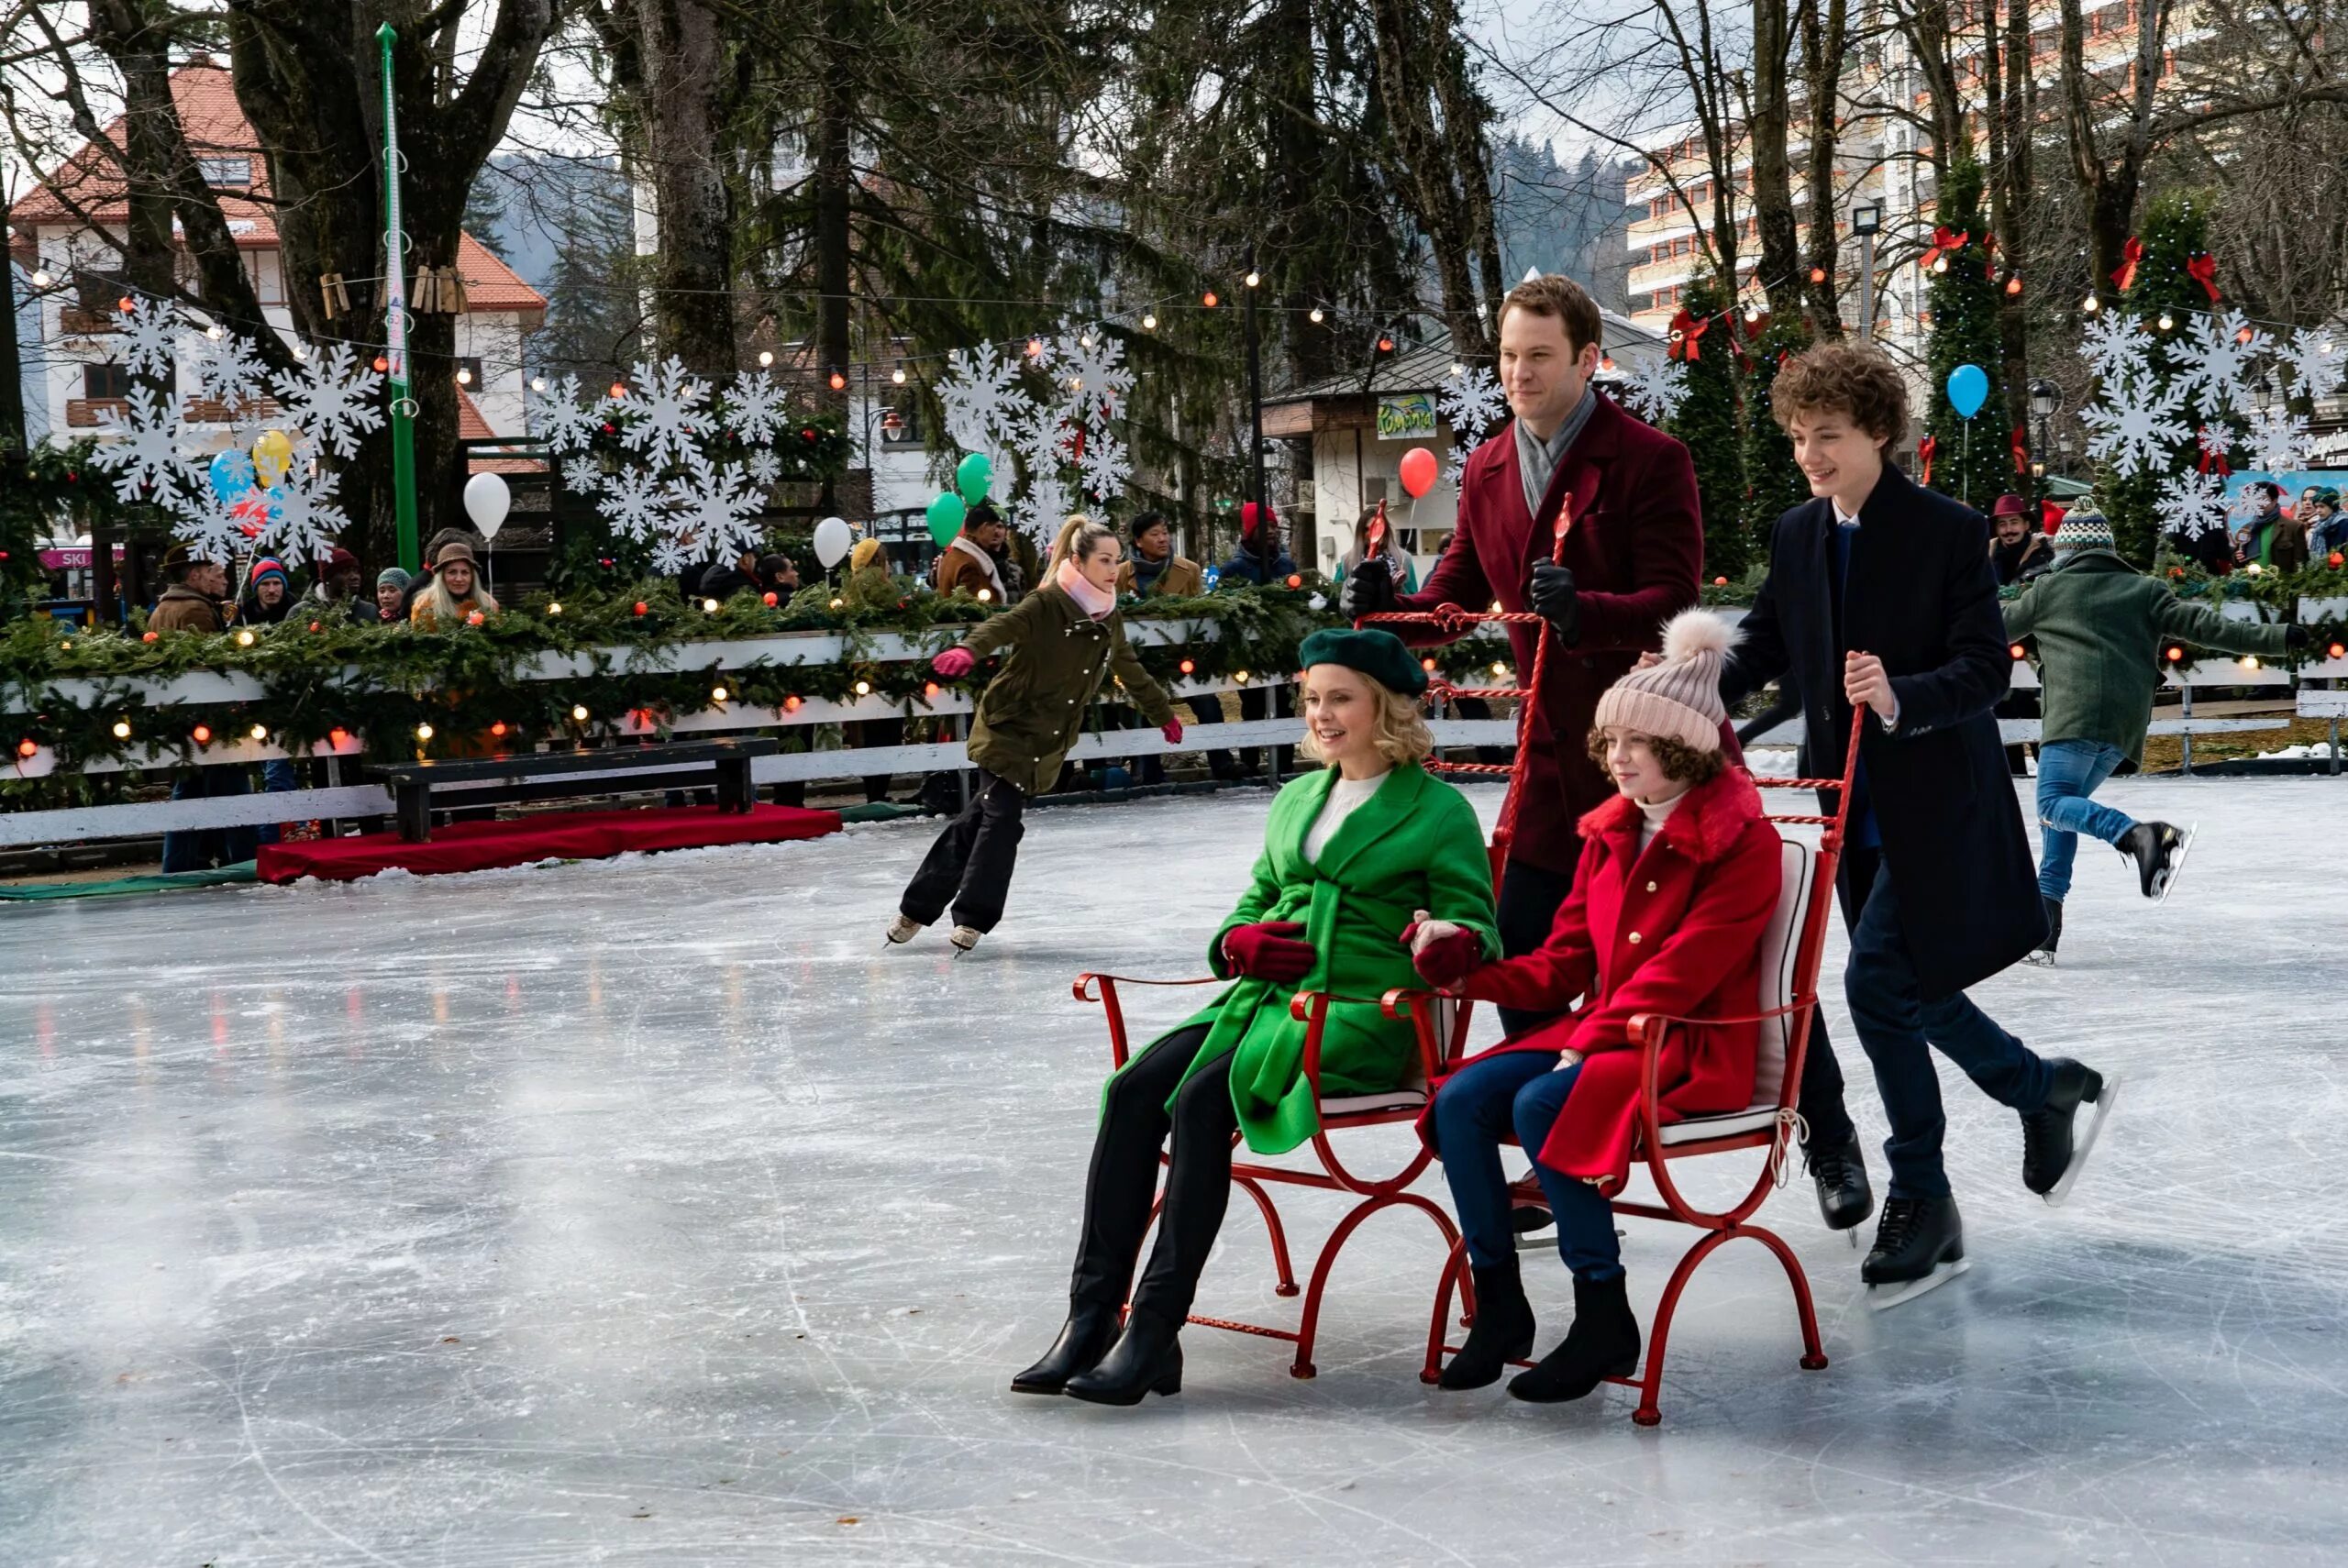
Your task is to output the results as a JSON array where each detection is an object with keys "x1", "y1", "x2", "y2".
[{"x1": 4, "y1": 776, "x2": 2344, "y2": 1565}]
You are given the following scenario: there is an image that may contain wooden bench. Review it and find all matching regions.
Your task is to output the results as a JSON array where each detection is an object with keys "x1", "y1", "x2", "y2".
[{"x1": 368, "y1": 737, "x2": 777, "y2": 843}]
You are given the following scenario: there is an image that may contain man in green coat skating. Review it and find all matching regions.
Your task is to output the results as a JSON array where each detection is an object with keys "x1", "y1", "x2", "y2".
[{"x1": 2003, "y1": 504, "x2": 2308, "y2": 963}]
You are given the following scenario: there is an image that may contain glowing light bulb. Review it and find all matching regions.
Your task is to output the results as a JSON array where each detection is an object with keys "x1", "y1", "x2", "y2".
[
  {"x1": 1491, "y1": 662, "x2": 1507, "y2": 676},
  {"x1": 1422, "y1": 657, "x2": 1438, "y2": 672},
  {"x1": 2242, "y1": 655, "x2": 2261, "y2": 669},
  {"x1": 205, "y1": 324, "x2": 224, "y2": 340},
  {"x1": 1450, "y1": 362, "x2": 1465, "y2": 378},
  {"x1": 1308, "y1": 306, "x2": 1324, "y2": 324},
  {"x1": 759, "y1": 349, "x2": 775, "y2": 368},
  {"x1": 530, "y1": 375, "x2": 547, "y2": 392},
  {"x1": 609, "y1": 381, "x2": 627, "y2": 399},
  {"x1": 2083, "y1": 293, "x2": 2101, "y2": 314},
  {"x1": 455, "y1": 367, "x2": 472, "y2": 385},
  {"x1": 1025, "y1": 337, "x2": 1045, "y2": 358},
  {"x1": 1141, "y1": 312, "x2": 1157, "y2": 331},
  {"x1": 236, "y1": 629, "x2": 255, "y2": 646},
  {"x1": 854, "y1": 679, "x2": 871, "y2": 696},
  {"x1": 1179, "y1": 659, "x2": 1195, "y2": 675},
  {"x1": 828, "y1": 596, "x2": 844, "y2": 610},
  {"x1": 1233, "y1": 669, "x2": 1250, "y2": 684},
  {"x1": 191, "y1": 724, "x2": 212, "y2": 745},
  {"x1": 783, "y1": 695, "x2": 803, "y2": 712},
  {"x1": 711, "y1": 685, "x2": 729, "y2": 702},
  {"x1": 2006, "y1": 276, "x2": 2023, "y2": 295},
  {"x1": 490, "y1": 722, "x2": 508, "y2": 737},
  {"x1": 29, "y1": 269, "x2": 50, "y2": 287},
  {"x1": 2010, "y1": 643, "x2": 2027, "y2": 659},
  {"x1": 1245, "y1": 271, "x2": 1260, "y2": 289},
  {"x1": 2158, "y1": 313, "x2": 2175, "y2": 331},
  {"x1": 976, "y1": 589, "x2": 991, "y2": 602},
  {"x1": 245, "y1": 723, "x2": 267, "y2": 742},
  {"x1": 571, "y1": 704, "x2": 590, "y2": 722},
  {"x1": 703, "y1": 597, "x2": 720, "y2": 613},
  {"x1": 827, "y1": 369, "x2": 846, "y2": 391},
  {"x1": 292, "y1": 344, "x2": 308, "y2": 360},
  {"x1": 1931, "y1": 257, "x2": 1948, "y2": 274},
  {"x1": 415, "y1": 723, "x2": 434, "y2": 741},
  {"x1": 112, "y1": 720, "x2": 132, "y2": 739},
  {"x1": 1202, "y1": 291, "x2": 1219, "y2": 309},
  {"x1": 892, "y1": 364, "x2": 907, "y2": 384},
  {"x1": 547, "y1": 602, "x2": 562, "y2": 616}
]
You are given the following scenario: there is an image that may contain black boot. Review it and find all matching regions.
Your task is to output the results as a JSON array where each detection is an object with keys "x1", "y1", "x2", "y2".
[
  {"x1": 1062, "y1": 1307, "x2": 1184, "y2": 1407},
  {"x1": 1010, "y1": 1301, "x2": 1121, "y2": 1395},
  {"x1": 2026, "y1": 896, "x2": 2063, "y2": 966},
  {"x1": 1438, "y1": 1257, "x2": 1537, "y2": 1390},
  {"x1": 1506, "y1": 1273, "x2": 1640, "y2": 1404},
  {"x1": 2118, "y1": 822, "x2": 2188, "y2": 900},
  {"x1": 1860, "y1": 1194, "x2": 1966, "y2": 1307},
  {"x1": 2021, "y1": 1057, "x2": 2115, "y2": 1200},
  {"x1": 1801, "y1": 1126, "x2": 1875, "y2": 1231}
]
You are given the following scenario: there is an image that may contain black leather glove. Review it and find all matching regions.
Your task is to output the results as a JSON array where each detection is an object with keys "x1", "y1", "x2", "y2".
[
  {"x1": 1339, "y1": 556, "x2": 1397, "y2": 621},
  {"x1": 2285, "y1": 624, "x2": 2311, "y2": 651},
  {"x1": 1528, "y1": 560, "x2": 1580, "y2": 643}
]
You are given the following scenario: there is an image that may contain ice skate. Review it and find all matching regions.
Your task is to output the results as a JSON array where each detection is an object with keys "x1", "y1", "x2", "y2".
[
  {"x1": 948, "y1": 924, "x2": 984, "y2": 955},
  {"x1": 2023, "y1": 896, "x2": 2062, "y2": 966},
  {"x1": 882, "y1": 914, "x2": 925, "y2": 949},
  {"x1": 1862, "y1": 1195, "x2": 1968, "y2": 1310},
  {"x1": 1802, "y1": 1126, "x2": 1875, "y2": 1239},
  {"x1": 2118, "y1": 821, "x2": 2193, "y2": 901},
  {"x1": 2021, "y1": 1058, "x2": 2119, "y2": 1204}
]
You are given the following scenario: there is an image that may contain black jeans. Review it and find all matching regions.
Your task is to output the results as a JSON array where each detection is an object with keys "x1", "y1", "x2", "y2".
[
  {"x1": 1236, "y1": 684, "x2": 1294, "y2": 777},
  {"x1": 1495, "y1": 856, "x2": 1578, "y2": 1038},
  {"x1": 899, "y1": 768, "x2": 1025, "y2": 932},
  {"x1": 1069, "y1": 1024, "x2": 1236, "y2": 1323}
]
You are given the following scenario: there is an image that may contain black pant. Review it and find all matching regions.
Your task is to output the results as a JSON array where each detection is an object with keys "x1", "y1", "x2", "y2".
[
  {"x1": 899, "y1": 768, "x2": 1025, "y2": 931},
  {"x1": 1069, "y1": 1024, "x2": 1236, "y2": 1322},
  {"x1": 1501, "y1": 850, "x2": 1857, "y2": 1151},
  {"x1": 1236, "y1": 684, "x2": 1294, "y2": 776},
  {"x1": 851, "y1": 717, "x2": 905, "y2": 802}
]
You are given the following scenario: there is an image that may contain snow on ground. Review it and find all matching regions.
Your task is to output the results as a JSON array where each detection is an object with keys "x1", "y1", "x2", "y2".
[{"x1": 3, "y1": 775, "x2": 2345, "y2": 1565}]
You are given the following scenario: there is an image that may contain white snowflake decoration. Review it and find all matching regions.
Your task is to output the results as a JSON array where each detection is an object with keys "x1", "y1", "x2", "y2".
[
  {"x1": 938, "y1": 341, "x2": 1025, "y2": 489},
  {"x1": 256, "y1": 460, "x2": 351, "y2": 563},
  {"x1": 665, "y1": 454, "x2": 765, "y2": 562},
  {"x1": 2280, "y1": 326, "x2": 2346, "y2": 403},
  {"x1": 936, "y1": 326, "x2": 1130, "y2": 542},
  {"x1": 116, "y1": 295, "x2": 180, "y2": 381},
  {"x1": 2154, "y1": 469, "x2": 2230, "y2": 541},
  {"x1": 648, "y1": 535, "x2": 694, "y2": 576},
  {"x1": 1049, "y1": 322, "x2": 1134, "y2": 428},
  {"x1": 186, "y1": 326, "x2": 267, "y2": 411},
  {"x1": 608, "y1": 355, "x2": 711, "y2": 469},
  {"x1": 2079, "y1": 311, "x2": 2155, "y2": 386},
  {"x1": 2079, "y1": 371, "x2": 2191, "y2": 478},
  {"x1": 1438, "y1": 365, "x2": 1507, "y2": 439},
  {"x1": 270, "y1": 342, "x2": 384, "y2": 458},
  {"x1": 596, "y1": 466, "x2": 674, "y2": 542},
  {"x1": 1612, "y1": 358, "x2": 1689, "y2": 425},
  {"x1": 744, "y1": 447, "x2": 781, "y2": 487},
  {"x1": 90, "y1": 384, "x2": 187, "y2": 501},
  {"x1": 1076, "y1": 427, "x2": 1128, "y2": 504},
  {"x1": 2241, "y1": 403, "x2": 2311, "y2": 477},
  {"x1": 722, "y1": 369, "x2": 790, "y2": 446},
  {"x1": 2165, "y1": 308, "x2": 2266, "y2": 420},
  {"x1": 532, "y1": 374, "x2": 606, "y2": 453},
  {"x1": 560, "y1": 454, "x2": 605, "y2": 494}
]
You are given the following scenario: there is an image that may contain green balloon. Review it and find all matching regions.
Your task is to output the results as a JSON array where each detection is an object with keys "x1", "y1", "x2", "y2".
[
  {"x1": 926, "y1": 491, "x2": 969, "y2": 547},
  {"x1": 955, "y1": 451, "x2": 993, "y2": 503}
]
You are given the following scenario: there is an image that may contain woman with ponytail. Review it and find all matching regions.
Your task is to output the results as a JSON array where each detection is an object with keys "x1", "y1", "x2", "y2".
[{"x1": 885, "y1": 515, "x2": 1181, "y2": 955}]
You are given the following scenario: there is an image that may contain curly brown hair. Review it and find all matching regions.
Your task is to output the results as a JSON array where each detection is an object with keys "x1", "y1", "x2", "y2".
[
  {"x1": 1586, "y1": 726, "x2": 1727, "y2": 787},
  {"x1": 1768, "y1": 342, "x2": 1911, "y2": 447}
]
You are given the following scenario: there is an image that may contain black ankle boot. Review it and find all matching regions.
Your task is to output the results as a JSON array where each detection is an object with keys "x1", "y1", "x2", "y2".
[
  {"x1": 1439, "y1": 1257, "x2": 1537, "y2": 1390},
  {"x1": 1010, "y1": 1301, "x2": 1121, "y2": 1395},
  {"x1": 1063, "y1": 1308, "x2": 1184, "y2": 1407},
  {"x1": 1507, "y1": 1273, "x2": 1640, "y2": 1404},
  {"x1": 1803, "y1": 1126, "x2": 1875, "y2": 1232}
]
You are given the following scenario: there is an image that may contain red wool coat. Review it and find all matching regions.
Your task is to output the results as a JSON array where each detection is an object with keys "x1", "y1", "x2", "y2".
[
  {"x1": 1394, "y1": 392, "x2": 1704, "y2": 874},
  {"x1": 1417, "y1": 767, "x2": 1783, "y2": 1191}
]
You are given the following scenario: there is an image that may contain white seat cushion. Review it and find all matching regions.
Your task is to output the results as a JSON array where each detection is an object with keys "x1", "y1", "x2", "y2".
[
  {"x1": 1750, "y1": 835, "x2": 1818, "y2": 1107},
  {"x1": 1656, "y1": 1100, "x2": 1783, "y2": 1144},
  {"x1": 1320, "y1": 1089, "x2": 1429, "y2": 1118}
]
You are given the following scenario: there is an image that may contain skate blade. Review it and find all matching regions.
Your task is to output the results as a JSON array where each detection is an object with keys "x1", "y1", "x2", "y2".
[
  {"x1": 2022, "y1": 949, "x2": 2056, "y2": 968},
  {"x1": 2153, "y1": 823, "x2": 2197, "y2": 903},
  {"x1": 2044, "y1": 1073, "x2": 2121, "y2": 1206},
  {"x1": 1865, "y1": 1257, "x2": 1970, "y2": 1310}
]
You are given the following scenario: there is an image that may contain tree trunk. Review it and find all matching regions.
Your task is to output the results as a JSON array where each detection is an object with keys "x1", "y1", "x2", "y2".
[
  {"x1": 1747, "y1": 0, "x2": 1803, "y2": 320},
  {"x1": 1798, "y1": 0, "x2": 1847, "y2": 336},
  {"x1": 638, "y1": 0, "x2": 737, "y2": 376},
  {"x1": 1369, "y1": 0, "x2": 1492, "y2": 360},
  {"x1": 1985, "y1": 0, "x2": 2033, "y2": 493},
  {"x1": 87, "y1": 2, "x2": 178, "y2": 317},
  {"x1": 814, "y1": 0, "x2": 856, "y2": 409}
]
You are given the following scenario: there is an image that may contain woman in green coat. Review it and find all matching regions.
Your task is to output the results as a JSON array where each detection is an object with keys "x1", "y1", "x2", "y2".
[
  {"x1": 888, "y1": 517, "x2": 1180, "y2": 955},
  {"x1": 1013, "y1": 628, "x2": 1500, "y2": 1406}
]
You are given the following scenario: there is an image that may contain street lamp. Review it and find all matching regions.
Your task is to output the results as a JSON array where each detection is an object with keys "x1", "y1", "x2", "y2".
[
  {"x1": 1851, "y1": 204, "x2": 1883, "y2": 343},
  {"x1": 2028, "y1": 379, "x2": 2063, "y2": 491}
]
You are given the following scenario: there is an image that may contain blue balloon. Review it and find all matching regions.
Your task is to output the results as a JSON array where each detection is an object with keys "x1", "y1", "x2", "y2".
[
  {"x1": 207, "y1": 449, "x2": 256, "y2": 503},
  {"x1": 1946, "y1": 363, "x2": 1990, "y2": 420}
]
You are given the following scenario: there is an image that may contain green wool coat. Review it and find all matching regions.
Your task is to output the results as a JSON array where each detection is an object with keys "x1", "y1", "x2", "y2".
[
  {"x1": 957, "y1": 585, "x2": 1175, "y2": 795},
  {"x1": 1136, "y1": 765, "x2": 1500, "y2": 1155},
  {"x1": 2003, "y1": 549, "x2": 2292, "y2": 763}
]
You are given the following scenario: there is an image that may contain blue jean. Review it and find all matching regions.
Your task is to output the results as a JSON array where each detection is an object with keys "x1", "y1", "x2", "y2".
[
  {"x1": 254, "y1": 757, "x2": 302, "y2": 846},
  {"x1": 1844, "y1": 860, "x2": 2053, "y2": 1198},
  {"x1": 161, "y1": 767, "x2": 260, "y2": 873},
  {"x1": 2034, "y1": 738, "x2": 2135, "y2": 902},
  {"x1": 1431, "y1": 1050, "x2": 1622, "y2": 1282}
]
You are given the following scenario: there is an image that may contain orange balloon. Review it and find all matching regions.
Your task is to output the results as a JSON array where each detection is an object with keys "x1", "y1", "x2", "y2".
[{"x1": 1398, "y1": 446, "x2": 1438, "y2": 499}]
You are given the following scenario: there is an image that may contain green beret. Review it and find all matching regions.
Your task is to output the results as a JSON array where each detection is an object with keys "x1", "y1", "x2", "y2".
[{"x1": 1298, "y1": 626, "x2": 1427, "y2": 696}]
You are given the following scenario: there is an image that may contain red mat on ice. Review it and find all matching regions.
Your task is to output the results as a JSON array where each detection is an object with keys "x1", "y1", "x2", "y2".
[{"x1": 257, "y1": 803, "x2": 842, "y2": 883}]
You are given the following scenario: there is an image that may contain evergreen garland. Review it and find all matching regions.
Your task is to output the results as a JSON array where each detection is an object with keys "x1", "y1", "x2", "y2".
[
  {"x1": 1664, "y1": 273, "x2": 1750, "y2": 581},
  {"x1": 1921, "y1": 157, "x2": 2010, "y2": 512}
]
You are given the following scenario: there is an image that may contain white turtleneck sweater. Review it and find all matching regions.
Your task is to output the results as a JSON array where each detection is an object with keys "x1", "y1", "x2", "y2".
[
  {"x1": 1637, "y1": 790, "x2": 1689, "y2": 856},
  {"x1": 1305, "y1": 767, "x2": 1390, "y2": 862}
]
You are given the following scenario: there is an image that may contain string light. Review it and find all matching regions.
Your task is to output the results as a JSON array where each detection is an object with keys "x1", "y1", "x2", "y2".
[
  {"x1": 530, "y1": 375, "x2": 547, "y2": 392},
  {"x1": 373, "y1": 355, "x2": 390, "y2": 372},
  {"x1": 292, "y1": 344, "x2": 308, "y2": 360},
  {"x1": 235, "y1": 629, "x2": 255, "y2": 647},
  {"x1": 827, "y1": 369, "x2": 846, "y2": 391},
  {"x1": 1377, "y1": 333, "x2": 1395, "y2": 352},
  {"x1": 249, "y1": 723, "x2": 270, "y2": 741},
  {"x1": 1025, "y1": 337, "x2": 1045, "y2": 358},
  {"x1": 1233, "y1": 669, "x2": 1251, "y2": 684},
  {"x1": 29, "y1": 269, "x2": 50, "y2": 287},
  {"x1": 454, "y1": 366, "x2": 472, "y2": 384},
  {"x1": 702, "y1": 597, "x2": 720, "y2": 613},
  {"x1": 759, "y1": 349, "x2": 775, "y2": 368},
  {"x1": 1244, "y1": 271, "x2": 1260, "y2": 289},
  {"x1": 2157, "y1": 312, "x2": 2175, "y2": 331},
  {"x1": 112, "y1": 719, "x2": 132, "y2": 739},
  {"x1": 2009, "y1": 643, "x2": 2028, "y2": 660},
  {"x1": 610, "y1": 381, "x2": 627, "y2": 399},
  {"x1": 1809, "y1": 267, "x2": 1826, "y2": 283},
  {"x1": 711, "y1": 685, "x2": 729, "y2": 702},
  {"x1": 782, "y1": 695, "x2": 803, "y2": 712},
  {"x1": 2165, "y1": 645, "x2": 2185, "y2": 662},
  {"x1": 570, "y1": 704, "x2": 590, "y2": 722},
  {"x1": 1931, "y1": 256, "x2": 1949, "y2": 274},
  {"x1": 1141, "y1": 312, "x2": 1157, "y2": 331},
  {"x1": 190, "y1": 724, "x2": 212, "y2": 745},
  {"x1": 853, "y1": 679, "x2": 871, "y2": 696},
  {"x1": 2241, "y1": 655, "x2": 2261, "y2": 669},
  {"x1": 892, "y1": 362, "x2": 907, "y2": 384},
  {"x1": 2006, "y1": 276, "x2": 2023, "y2": 295},
  {"x1": 1308, "y1": 305, "x2": 1324, "y2": 324},
  {"x1": 1449, "y1": 362, "x2": 1465, "y2": 377},
  {"x1": 976, "y1": 589, "x2": 991, "y2": 602},
  {"x1": 15, "y1": 737, "x2": 35, "y2": 758},
  {"x1": 1202, "y1": 291, "x2": 1219, "y2": 309},
  {"x1": 546, "y1": 602, "x2": 562, "y2": 616},
  {"x1": 2083, "y1": 293, "x2": 2101, "y2": 314},
  {"x1": 205, "y1": 324, "x2": 224, "y2": 339},
  {"x1": 490, "y1": 721, "x2": 508, "y2": 737},
  {"x1": 415, "y1": 722, "x2": 435, "y2": 740}
]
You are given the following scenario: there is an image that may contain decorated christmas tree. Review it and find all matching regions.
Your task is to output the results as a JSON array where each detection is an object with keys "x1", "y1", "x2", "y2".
[
  {"x1": 1664, "y1": 272, "x2": 1751, "y2": 580},
  {"x1": 2088, "y1": 192, "x2": 2215, "y2": 565},
  {"x1": 1919, "y1": 156, "x2": 2010, "y2": 512},
  {"x1": 1739, "y1": 314, "x2": 1815, "y2": 550}
]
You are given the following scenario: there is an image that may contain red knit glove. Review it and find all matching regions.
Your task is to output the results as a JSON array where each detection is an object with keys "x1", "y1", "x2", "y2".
[
  {"x1": 932, "y1": 646, "x2": 975, "y2": 679},
  {"x1": 1161, "y1": 718, "x2": 1184, "y2": 745},
  {"x1": 1222, "y1": 920, "x2": 1313, "y2": 983},
  {"x1": 1401, "y1": 911, "x2": 1481, "y2": 989}
]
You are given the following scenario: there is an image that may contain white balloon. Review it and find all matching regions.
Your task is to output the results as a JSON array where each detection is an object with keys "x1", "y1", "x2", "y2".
[
  {"x1": 813, "y1": 514, "x2": 853, "y2": 569},
  {"x1": 463, "y1": 472, "x2": 511, "y2": 540}
]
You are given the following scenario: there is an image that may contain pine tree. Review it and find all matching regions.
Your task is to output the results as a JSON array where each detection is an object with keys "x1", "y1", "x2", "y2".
[
  {"x1": 1740, "y1": 314, "x2": 1815, "y2": 548},
  {"x1": 2097, "y1": 191, "x2": 2215, "y2": 566},
  {"x1": 1665, "y1": 273, "x2": 1751, "y2": 580},
  {"x1": 1921, "y1": 157, "x2": 2010, "y2": 511}
]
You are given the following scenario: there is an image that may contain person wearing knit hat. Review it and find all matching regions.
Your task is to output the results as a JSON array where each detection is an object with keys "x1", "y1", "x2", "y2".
[
  {"x1": 2005, "y1": 494, "x2": 2306, "y2": 961},
  {"x1": 238, "y1": 556, "x2": 295, "y2": 625},
  {"x1": 374, "y1": 567, "x2": 413, "y2": 623},
  {"x1": 1407, "y1": 607, "x2": 1785, "y2": 1401},
  {"x1": 309, "y1": 546, "x2": 370, "y2": 622}
]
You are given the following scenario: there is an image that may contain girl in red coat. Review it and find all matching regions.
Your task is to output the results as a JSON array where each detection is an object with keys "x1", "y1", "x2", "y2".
[{"x1": 1410, "y1": 609, "x2": 1784, "y2": 1402}]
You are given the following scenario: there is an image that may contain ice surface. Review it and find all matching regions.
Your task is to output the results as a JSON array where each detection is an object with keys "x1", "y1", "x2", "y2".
[{"x1": 4, "y1": 777, "x2": 2346, "y2": 1565}]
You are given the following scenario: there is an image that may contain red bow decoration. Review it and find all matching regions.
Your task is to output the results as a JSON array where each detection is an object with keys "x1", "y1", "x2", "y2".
[
  {"x1": 2011, "y1": 425, "x2": 2030, "y2": 478},
  {"x1": 1921, "y1": 226, "x2": 1969, "y2": 271},
  {"x1": 1667, "y1": 309, "x2": 1708, "y2": 361},
  {"x1": 2110, "y1": 236, "x2": 2143, "y2": 292},
  {"x1": 1983, "y1": 231, "x2": 2001, "y2": 282},
  {"x1": 2197, "y1": 427, "x2": 2232, "y2": 478},
  {"x1": 1918, "y1": 435, "x2": 1938, "y2": 487},
  {"x1": 2186, "y1": 253, "x2": 2221, "y2": 303}
]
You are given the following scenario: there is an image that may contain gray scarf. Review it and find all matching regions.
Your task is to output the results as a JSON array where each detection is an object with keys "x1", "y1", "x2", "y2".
[{"x1": 1514, "y1": 387, "x2": 1597, "y2": 523}]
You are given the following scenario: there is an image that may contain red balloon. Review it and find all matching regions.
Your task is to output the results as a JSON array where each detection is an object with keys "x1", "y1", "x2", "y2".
[{"x1": 1398, "y1": 446, "x2": 1438, "y2": 499}]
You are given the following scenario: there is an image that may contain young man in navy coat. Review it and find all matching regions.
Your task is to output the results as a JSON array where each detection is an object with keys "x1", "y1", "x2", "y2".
[
  {"x1": 1343, "y1": 272, "x2": 1864, "y2": 1234},
  {"x1": 1717, "y1": 344, "x2": 2119, "y2": 1303}
]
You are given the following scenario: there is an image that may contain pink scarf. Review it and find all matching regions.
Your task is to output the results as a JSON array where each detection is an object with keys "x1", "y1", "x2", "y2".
[{"x1": 1056, "y1": 558, "x2": 1115, "y2": 620}]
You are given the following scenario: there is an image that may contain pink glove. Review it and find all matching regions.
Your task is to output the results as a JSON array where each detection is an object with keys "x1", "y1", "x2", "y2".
[
  {"x1": 1161, "y1": 718, "x2": 1184, "y2": 745},
  {"x1": 1401, "y1": 912, "x2": 1480, "y2": 989},
  {"x1": 932, "y1": 646, "x2": 975, "y2": 679},
  {"x1": 1222, "y1": 921, "x2": 1314, "y2": 984}
]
